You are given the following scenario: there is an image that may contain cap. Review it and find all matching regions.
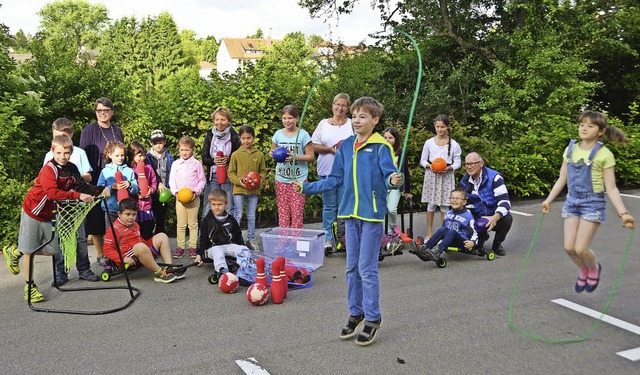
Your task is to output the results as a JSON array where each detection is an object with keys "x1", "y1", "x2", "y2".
[{"x1": 149, "y1": 129, "x2": 166, "y2": 142}]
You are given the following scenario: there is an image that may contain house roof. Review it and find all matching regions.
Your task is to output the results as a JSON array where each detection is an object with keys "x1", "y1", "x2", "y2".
[
  {"x1": 221, "y1": 38, "x2": 281, "y2": 59},
  {"x1": 8, "y1": 53, "x2": 32, "y2": 63}
]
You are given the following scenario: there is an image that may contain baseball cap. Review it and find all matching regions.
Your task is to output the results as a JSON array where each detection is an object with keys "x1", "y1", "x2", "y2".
[{"x1": 149, "y1": 129, "x2": 166, "y2": 142}]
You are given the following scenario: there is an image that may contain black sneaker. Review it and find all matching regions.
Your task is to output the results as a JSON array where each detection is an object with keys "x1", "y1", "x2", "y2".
[
  {"x1": 51, "y1": 275, "x2": 69, "y2": 287},
  {"x1": 340, "y1": 314, "x2": 364, "y2": 339},
  {"x1": 355, "y1": 319, "x2": 382, "y2": 346},
  {"x1": 78, "y1": 269, "x2": 100, "y2": 282},
  {"x1": 492, "y1": 244, "x2": 506, "y2": 256}
]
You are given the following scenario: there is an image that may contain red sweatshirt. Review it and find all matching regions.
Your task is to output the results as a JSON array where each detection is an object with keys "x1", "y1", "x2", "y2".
[
  {"x1": 104, "y1": 218, "x2": 153, "y2": 267},
  {"x1": 22, "y1": 160, "x2": 103, "y2": 222}
]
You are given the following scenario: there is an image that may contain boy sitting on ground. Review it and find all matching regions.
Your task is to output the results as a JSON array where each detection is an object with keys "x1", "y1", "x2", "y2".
[
  {"x1": 195, "y1": 188, "x2": 248, "y2": 279},
  {"x1": 4, "y1": 135, "x2": 108, "y2": 302},
  {"x1": 104, "y1": 198, "x2": 183, "y2": 283},
  {"x1": 413, "y1": 188, "x2": 478, "y2": 260}
]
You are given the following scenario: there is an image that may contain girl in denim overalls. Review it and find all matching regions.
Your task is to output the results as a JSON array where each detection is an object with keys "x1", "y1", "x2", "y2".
[{"x1": 542, "y1": 111, "x2": 634, "y2": 293}]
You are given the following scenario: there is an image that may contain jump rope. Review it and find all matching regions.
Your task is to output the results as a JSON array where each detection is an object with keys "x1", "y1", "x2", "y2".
[
  {"x1": 508, "y1": 213, "x2": 636, "y2": 343},
  {"x1": 286, "y1": 29, "x2": 637, "y2": 344},
  {"x1": 290, "y1": 29, "x2": 422, "y2": 187}
]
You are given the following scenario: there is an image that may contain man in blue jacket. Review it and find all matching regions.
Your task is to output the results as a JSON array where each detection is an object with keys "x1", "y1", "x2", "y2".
[{"x1": 459, "y1": 152, "x2": 512, "y2": 256}]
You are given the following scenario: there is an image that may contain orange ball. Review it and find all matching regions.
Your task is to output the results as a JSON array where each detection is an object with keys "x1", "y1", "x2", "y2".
[
  {"x1": 176, "y1": 188, "x2": 194, "y2": 204},
  {"x1": 431, "y1": 158, "x2": 447, "y2": 173}
]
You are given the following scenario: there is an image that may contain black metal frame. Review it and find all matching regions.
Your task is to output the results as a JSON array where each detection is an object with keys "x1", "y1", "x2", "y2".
[{"x1": 26, "y1": 199, "x2": 141, "y2": 315}]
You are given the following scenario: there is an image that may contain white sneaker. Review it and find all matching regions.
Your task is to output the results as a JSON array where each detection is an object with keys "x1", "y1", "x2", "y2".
[{"x1": 324, "y1": 239, "x2": 333, "y2": 250}]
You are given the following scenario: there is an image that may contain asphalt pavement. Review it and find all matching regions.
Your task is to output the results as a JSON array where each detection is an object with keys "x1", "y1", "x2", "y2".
[{"x1": 1, "y1": 191, "x2": 639, "y2": 374}]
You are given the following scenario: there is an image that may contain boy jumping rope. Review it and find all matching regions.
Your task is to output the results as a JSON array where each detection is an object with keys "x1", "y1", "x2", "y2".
[{"x1": 297, "y1": 97, "x2": 402, "y2": 346}]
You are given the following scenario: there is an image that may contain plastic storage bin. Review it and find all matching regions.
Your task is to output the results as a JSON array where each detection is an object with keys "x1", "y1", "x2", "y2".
[{"x1": 260, "y1": 227, "x2": 325, "y2": 270}]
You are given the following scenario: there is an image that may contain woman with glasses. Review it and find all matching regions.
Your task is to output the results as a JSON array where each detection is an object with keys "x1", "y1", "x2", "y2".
[
  {"x1": 311, "y1": 93, "x2": 354, "y2": 251},
  {"x1": 419, "y1": 115, "x2": 462, "y2": 239},
  {"x1": 80, "y1": 97, "x2": 124, "y2": 267}
]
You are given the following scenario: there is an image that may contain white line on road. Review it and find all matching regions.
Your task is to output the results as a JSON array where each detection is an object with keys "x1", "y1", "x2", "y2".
[
  {"x1": 617, "y1": 348, "x2": 640, "y2": 361},
  {"x1": 510, "y1": 210, "x2": 534, "y2": 217},
  {"x1": 552, "y1": 298, "x2": 640, "y2": 361},
  {"x1": 235, "y1": 357, "x2": 271, "y2": 375},
  {"x1": 621, "y1": 193, "x2": 640, "y2": 199}
]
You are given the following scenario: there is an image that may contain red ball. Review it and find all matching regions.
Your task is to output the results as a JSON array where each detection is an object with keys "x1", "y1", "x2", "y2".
[
  {"x1": 242, "y1": 171, "x2": 262, "y2": 190},
  {"x1": 431, "y1": 157, "x2": 447, "y2": 173},
  {"x1": 218, "y1": 272, "x2": 239, "y2": 293},
  {"x1": 246, "y1": 283, "x2": 269, "y2": 305}
]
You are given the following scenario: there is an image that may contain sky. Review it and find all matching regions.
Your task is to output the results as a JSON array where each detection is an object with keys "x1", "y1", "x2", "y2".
[{"x1": 0, "y1": 0, "x2": 393, "y2": 45}]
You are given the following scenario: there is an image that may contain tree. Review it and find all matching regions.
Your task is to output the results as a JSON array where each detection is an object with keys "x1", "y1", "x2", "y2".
[
  {"x1": 247, "y1": 28, "x2": 265, "y2": 38},
  {"x1": 100, "y1": 12, "x2": 192, "y2": 92},
  {"x1": 180, "y1": 29, "x2": 200, "y2": 66},
  {"x1": 0, "y1": 15, "x2": 45, "y2": 243},
  {"x1": 198, "y1": 36, "x2": 219, "y2": 63},
  {"x1": 36, "y1": 0, "x2": 109, "y2": 50}
]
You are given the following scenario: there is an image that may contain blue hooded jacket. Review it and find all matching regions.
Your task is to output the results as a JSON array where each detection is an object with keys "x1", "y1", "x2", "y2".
[{"x1": 302, "y1": 133, "x2": 397, "y2": 222}]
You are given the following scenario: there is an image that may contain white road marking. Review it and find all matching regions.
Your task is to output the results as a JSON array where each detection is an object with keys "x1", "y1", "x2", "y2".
[
  {"x1": 620, "y1": 193, "x2": 640, "y2": 199},
  {"x1": 235, "y1": 357, "x2": 271, "y2": 375},
  {"x1": 510, "y1": 210, "x2": 534, "y2": 217},
  {"x1": 552, "y1": 298, "x2": 640, "y2": 361},
  {"x1": 617, "y1": 348, "x2": 640, "y2": 361}
]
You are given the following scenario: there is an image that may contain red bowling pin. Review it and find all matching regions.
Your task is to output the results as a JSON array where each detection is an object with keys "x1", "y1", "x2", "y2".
[
  {"x1": 270, "y1": 260, "x2": 284, "y2": 304},
  {"x1": 136, "y1": 161, "x2": 149, "y2": 197},
  {"x1": 114, "y1": 171, "x2": 129, "y2": 202},
  {"x1": 284, "y1": 264, "x2": 303, "y2": 283},
  {"x1": 255, "y1": 257, "x2": 268, "y2": 290},
  {"x1": 276, "y1": 256, "x2": 288, "y2": 299},
  {"x1": 216, "y1": 151, "x2": 227, "y2": 184}
]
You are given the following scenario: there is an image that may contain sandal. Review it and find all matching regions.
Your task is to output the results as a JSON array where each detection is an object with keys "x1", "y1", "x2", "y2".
[
  {"x1": 355, "y1": 319, "x2": 382, "y2": 346},
  {"x1": 97, "y1": 255, "x2": 109, "y2": 267},
  {"x1": 585, "y1": 263, "x2": 601, "y2": 293},
  {"x1": 340, "y1": 314, "x2": 364, "y2": 340}
]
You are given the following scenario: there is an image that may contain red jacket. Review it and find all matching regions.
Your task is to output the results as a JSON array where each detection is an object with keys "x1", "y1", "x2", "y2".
[
  {"x1": 104, "y1": 218, "x2": 152, "y2": 267},
  {"x1": 22, "y1": 160, "x2": 103, "y2": 222}
]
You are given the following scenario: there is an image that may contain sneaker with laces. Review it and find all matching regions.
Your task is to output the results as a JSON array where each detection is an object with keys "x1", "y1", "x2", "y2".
[
  {"x1": 355, "y1": 319, "x2": 382, "y2": 346},
  {"x1": 248, "y1": 239, "x2": 261, "y2": 251},
  {"x1": 324, "y1": 239, "x2": 333, "y2": 251},
  {"x1": 78, "y1": 269, "x2": 99, "y2": 282},
  {"x1": 51, "y1": 274, "x2": 69, "y2": 287},
  {"x1": 154, "y1": 267, "x2": 177, "y2": 283},
  {"x1": 389, "y1": 225, "x2": 400, "y2": 238},
  {"x1": 173, "y1": 247, "x2": 184, "y2": 258},
  {"x1": 492, "y1": 244, "x2": 506, "y2": 256},
  {"x1": 4, "y1": 245, "x2": 21, "y2": 275},
  {"x1": 427, "y1": 247, "x2": 441, "y2": 259},
  {"x1": 340, "y1": 314, "x2": 365, "y2": 339},
  {"x1": 174, "y1": 268, "x2": 186, "y2": 280},
  {"x1": 188, "y1": 248, "x2": 197, "y2": 259},
  {"x1": 24, "y1": 283, "x2": 45, "y2": 303}
]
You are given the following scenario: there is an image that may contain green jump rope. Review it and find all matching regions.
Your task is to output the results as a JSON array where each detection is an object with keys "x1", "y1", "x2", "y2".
[
  {"x1": 508, "y1": 213, "x2": 636, "y2": 343},
  {"x1": 291, "y1": 29, "x2": 422, "y2": 185}
]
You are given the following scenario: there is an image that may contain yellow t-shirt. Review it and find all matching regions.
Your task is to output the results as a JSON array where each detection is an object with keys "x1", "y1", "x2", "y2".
[{"x1": 563, "y1": 142, "x2": 615, "y2": 193}]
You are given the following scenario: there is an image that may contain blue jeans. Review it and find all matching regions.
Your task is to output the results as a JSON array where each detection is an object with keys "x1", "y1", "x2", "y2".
[
  {"x1": 233, "y1": 194, "x2": 258, "y2": 240},
  {"x1": 319, "y1": 175, "x2": 343, "y2": 241},
  {"x1": 202, "y1": 179, "x2": 234, "y2": 217},
  {"x1": 54, "y1": 222, "x2": 91, "y2": 278},
  {"x1": 345, "y1": 219, "x2": 383, "y2": 322},
  {"x1": 425, "y1": 226, "x2": 466, "y2": 252}
]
